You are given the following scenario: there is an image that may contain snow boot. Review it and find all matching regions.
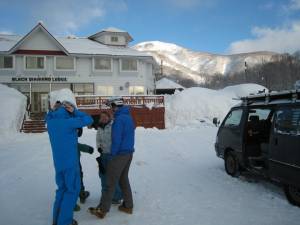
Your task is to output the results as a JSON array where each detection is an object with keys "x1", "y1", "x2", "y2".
[
  {"x1": 79, "y1": 190, "x2": 90, "y2": 204},
  {"x1": 70, "y1": 219, "x2": 78, "y2": 225},
  {"x1": 118, "y1": 204, "x2": 133, "y2": 214},
  {"x1": 88, "y1": 207, "x2": 106, "y2": 219}
]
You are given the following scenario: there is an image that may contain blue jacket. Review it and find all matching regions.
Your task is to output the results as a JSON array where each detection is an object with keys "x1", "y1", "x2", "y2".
[
  {"x1": 46, "y1": 107, "x2": 93, "y2": 172},
  {"x1": 111, "y1": 106, "x2": 135, "y2": 156}
]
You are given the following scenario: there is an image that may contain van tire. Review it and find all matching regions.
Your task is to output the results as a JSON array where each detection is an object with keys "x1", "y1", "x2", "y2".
[
  {"x1": 284, "y1": 185, "x2": 300, "y2": 207},
  {"x1": 225, "y1": 151, "x2": 239, "y2": 177}
]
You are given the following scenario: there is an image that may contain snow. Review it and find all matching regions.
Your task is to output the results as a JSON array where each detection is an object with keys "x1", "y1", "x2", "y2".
[
  {"x1": 1, "y1": 82, "x2": 299, "y2": 225},
  {"x1": 0, "y1": 84, "x2": 26, "y2": 136},
  {"x1": 1, "y1": 126, "x2": 300, "y2": 225},
  {"x1": 156, "y1": 78, "x2": 185, "y2": 90},
  {"x1": 49, "y1": 88, "x2": 77, "y2": 109},
  {"x1": 165, "y1": 84, "x2": 266, "y2": 128}
]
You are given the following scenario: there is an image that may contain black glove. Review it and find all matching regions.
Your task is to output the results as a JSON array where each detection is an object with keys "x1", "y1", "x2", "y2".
[
  {"x1": 97, "y1": 147, "x2": 103, "y2": 154},
  {"x1": 96, "y1": 156, "x2": 106, "y2": 174},
  {"x1": 87, "y1": 146, "x2": 94, "y2": 154}
]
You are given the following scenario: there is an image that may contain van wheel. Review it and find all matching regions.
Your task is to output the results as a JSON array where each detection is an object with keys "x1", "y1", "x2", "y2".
[
  {"x1": 225, "y1": 152, "x2": 239, "y2": 177},
  {"x1": 284, "y1": 185, "x2": 300, "y2": 207}
]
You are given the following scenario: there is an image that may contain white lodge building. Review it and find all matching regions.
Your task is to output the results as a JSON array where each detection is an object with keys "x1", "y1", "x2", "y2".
[{"x1": 0, "y1": 23, "x2": 155, "y2": 113}]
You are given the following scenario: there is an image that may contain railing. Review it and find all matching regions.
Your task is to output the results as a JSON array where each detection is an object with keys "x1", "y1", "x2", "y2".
[{"x1": 75, "y1": 95, "x2": 165, "y2": 109}]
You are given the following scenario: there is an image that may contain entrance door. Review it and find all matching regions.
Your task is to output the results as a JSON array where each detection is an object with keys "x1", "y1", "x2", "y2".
[
  {"x1": 41, "y1": 94, "x2": 49, "y2": 112},
  {"x1": 31, "y1": 92, "x2": 49, "y2": 113}
]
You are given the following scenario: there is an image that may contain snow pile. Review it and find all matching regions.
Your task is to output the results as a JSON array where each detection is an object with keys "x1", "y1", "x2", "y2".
[
  {"x1": 0, "y1": 84, "x2": 27, "y2": 136},
  {"x1": 165, "y1": 83, "x2": 266, "y2": 128},
  {"x1": 156, "y1": 78, "x2": 185, "y2": 90},
  {"x1": 49, "y1": 88, "x2": 77, "y2": 109}
]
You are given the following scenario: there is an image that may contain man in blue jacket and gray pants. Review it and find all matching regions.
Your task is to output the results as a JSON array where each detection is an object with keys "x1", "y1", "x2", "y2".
[
  {"x1": 46, "y1": 101, "x2": 93, "y2": 225},
  {"x1": 89, "y1": 98, "x2": 135, "y2": 219}
]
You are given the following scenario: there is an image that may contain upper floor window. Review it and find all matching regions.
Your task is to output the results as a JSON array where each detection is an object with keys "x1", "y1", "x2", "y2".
[
  {"x1": 111, "y1": 36, "x2": 119, "y2": 42},
  {"x1": 25, "y1": 56, "x2": 45, "y2": 70},
  {"x1": 121, "y1": 59, "x2": 138, "y2": 72},
  {"x1": 0, "y1": 56, "x2": 13, "y2": 69},
  {"x1": 94, "y1": 57, "x2": 112, "y2": 71},
  {"x1": 55, "y1": 57, "x2": 75, "y2": 70}
]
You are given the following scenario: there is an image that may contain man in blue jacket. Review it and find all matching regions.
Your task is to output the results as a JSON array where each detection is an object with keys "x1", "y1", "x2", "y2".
[
  {"x1": 89, "y1": 98, "x2": 135, "y2": 219},
  {"x1": 46, "y1": 101, "x2": 93, "y2": 225}
]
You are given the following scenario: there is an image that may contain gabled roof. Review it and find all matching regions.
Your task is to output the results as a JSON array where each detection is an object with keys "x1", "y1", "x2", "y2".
[
  {"x1": 88, "y1": 27, "x2": 133, "y2": 43},
  {"x1": 8, "y1": 22, "x2": 69, "y2": 55},
  {"x1": 0, "y1": 23, "x2": 152, "y2": 59}
]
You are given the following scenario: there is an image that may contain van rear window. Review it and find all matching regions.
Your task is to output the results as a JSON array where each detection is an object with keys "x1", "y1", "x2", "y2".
[{"x1": 275, "y1": 108, "x2": 300, "y2": 135}]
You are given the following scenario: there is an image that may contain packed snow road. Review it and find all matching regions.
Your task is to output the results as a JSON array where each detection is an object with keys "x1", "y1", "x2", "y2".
[{"x1": 0, "y1": 125, "x2": 299, "y2": 225}]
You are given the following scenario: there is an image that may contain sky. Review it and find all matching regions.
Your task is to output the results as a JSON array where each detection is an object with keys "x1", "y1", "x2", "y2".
[{"x1": 0, "y1": 0, "x2": 300, "y2": 54}]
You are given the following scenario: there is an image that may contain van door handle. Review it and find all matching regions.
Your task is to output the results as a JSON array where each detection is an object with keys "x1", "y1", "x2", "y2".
[{"x1": 274, "y1": 138, "x2": 278, "y2": 146}]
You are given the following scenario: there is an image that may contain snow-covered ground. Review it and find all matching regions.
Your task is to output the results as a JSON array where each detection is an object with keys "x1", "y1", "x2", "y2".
[
  {"x1": 0, "y1": 126, "x2": 300, "y2": 225},
  {"x1": 0, "y1": 83, "x2": 299, "y2": 225}
]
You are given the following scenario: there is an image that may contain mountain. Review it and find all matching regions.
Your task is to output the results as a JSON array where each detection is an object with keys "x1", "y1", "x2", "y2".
[{"x1": 133, "y1": 41, "x2": 277, "y2": 85}]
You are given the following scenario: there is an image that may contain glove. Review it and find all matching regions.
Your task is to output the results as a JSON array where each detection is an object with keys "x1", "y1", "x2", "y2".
[
  {"x1": 96, "y1": 156, "x2": 106, "y2": 174},
  {"x1": 97, "y1": 148, "x2": 103, "y2": 154},
  {"x1": 87, "y1": 146, "x2": 94, "y2": 154}
]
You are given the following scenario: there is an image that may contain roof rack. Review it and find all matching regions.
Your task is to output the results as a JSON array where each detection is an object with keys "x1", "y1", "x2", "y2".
[{"x1": 240, "y1": 89, "x2": 300, "y2": 105}]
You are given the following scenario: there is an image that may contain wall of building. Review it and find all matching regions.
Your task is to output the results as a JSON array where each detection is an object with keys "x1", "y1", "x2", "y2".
[{"x1": 0, "y1": 54, "x2": 154, "y2": 95}]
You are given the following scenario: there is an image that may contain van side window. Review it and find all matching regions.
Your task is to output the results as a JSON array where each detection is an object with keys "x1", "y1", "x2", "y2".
[
  {"x1": 224, "y1": 109, "x2": 243, "y2": 127},
  {"x1": 275, "y1": 108, "x2": 300, "y2": 135}
]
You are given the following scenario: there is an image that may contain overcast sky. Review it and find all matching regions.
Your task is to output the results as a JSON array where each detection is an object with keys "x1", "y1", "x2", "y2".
[{"x1": 0, "y1": 0, "x2": 300, "y2": 54}]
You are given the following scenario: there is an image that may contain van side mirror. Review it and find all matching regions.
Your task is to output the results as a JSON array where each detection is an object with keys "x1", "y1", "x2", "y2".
[{"x1": 213, "y1": 117, "x2": 220, "y2": 127}]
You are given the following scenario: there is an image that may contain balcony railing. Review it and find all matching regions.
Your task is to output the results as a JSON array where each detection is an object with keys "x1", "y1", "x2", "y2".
[{"x1": 75, "y1": 95, "x2": 165, "y2": 109}]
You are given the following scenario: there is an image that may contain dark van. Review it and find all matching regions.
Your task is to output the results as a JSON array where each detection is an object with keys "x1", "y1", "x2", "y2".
[{"x1": 215, "y1": 90, "x2": 300, "y2": 206}]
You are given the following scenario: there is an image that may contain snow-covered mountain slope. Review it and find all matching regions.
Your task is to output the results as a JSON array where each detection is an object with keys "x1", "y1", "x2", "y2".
[{"x1": 134, "y1": 41, "x2": 277, "y2": 84}]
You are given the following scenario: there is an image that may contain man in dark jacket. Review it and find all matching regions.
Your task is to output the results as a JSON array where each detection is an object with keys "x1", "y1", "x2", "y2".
[
  {"x1": 46, "y1": 101, "x2": 93, "y2": 225},
  {"x1": 89, "y1": 98, "x2": 135, "y2": 219}
]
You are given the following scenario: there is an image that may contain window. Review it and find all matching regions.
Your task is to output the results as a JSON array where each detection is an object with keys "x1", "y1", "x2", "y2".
[
  {"x1": 247, "y1": 108, "x2": 272, "y2": 121},
  {"x1": 73, "y1": 83, "x2": 94, "y2": 95},
  {"x1": 111, "y1": 36, "x2": 119, "y2": 42},
  {"x1": 129, "y1": 86, "x2": 144, "y2": 95},
  {"x1": 94, "y1": 58, "x2": 112, "y2": 71},
  {"x1": 25, "y1": 56, "x2": 45, "y2": 69},
  {"x1": 96, "y1": 85, "x2": 114, "y2": 95},
  {"x1": 55, "y1": 57, "x2": 75, "y2": 70},
  {"x1": 0, "y1": 56, "x2": 13, "y2": 69},
  {"x1": 121, "y1": 59, "x2": 138, "y2": 71},
  {"x1": 275, "y1": 108, "x2": 300, "y2": 135},
  {"x1": 224, "y1": 109, "x2": 243, "y2": 127}
]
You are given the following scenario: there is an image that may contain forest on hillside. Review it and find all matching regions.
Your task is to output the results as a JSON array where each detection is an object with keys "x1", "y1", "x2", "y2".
[{"x1": 203, "y1": 52, "x2": 300, "y2": 91}]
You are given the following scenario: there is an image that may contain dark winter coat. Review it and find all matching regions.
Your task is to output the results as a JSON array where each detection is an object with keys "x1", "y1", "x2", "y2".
[
  {"x1": 111, "y1": 106, "x2": 135, "y2": 156},
  {"x1": 46, "y1": 107, "x2": 93, "y2": 172}
]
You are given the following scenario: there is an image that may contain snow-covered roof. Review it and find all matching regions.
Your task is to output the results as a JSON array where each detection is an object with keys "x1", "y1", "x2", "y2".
[
  {"x1": 56, "y1": 37, "x2": 148, "y2": 57},
  {"x1": 103, "y1": 27, "x2": 127, "y2": 33},
  {"x1": 88, "y1": 27, "x2": 133, "y2": 43},
  {"x1": 0, "y1": 35, "x2": 22, "y2": 52},
  {"x1": 156, "y1": 78, "x2": 185, "y2": 90},
  {"x1": 0, "y1": 23, "x2": 146, "y2": 58}
]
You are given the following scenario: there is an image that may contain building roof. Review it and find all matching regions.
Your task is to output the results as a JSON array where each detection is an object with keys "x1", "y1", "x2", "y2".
[
  {"x1": 88, "y1": 27, "x2": 133, "y2": 43},
  {"x1": 0, "y1": 23, "x2": 148, "y2": 58},
  {"x1": 156, "y1": 78, "x2": 185, "y2": 90}
]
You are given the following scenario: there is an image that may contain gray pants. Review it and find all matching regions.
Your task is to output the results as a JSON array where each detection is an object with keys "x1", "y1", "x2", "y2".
[{"x1": 99, "y1": 153, "x2": 133, "y2": 212}]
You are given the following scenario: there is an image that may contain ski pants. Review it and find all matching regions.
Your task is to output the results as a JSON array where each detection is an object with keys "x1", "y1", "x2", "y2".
[{"x1": 53, "y1": 167, "x2": 81, "y2": 225}]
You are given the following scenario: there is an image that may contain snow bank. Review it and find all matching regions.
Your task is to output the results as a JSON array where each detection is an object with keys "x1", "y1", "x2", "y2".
[
  {"x1": 165, "y1": 83, "x2": 266, "y2": 128},
  {"x1": 0, "y1": 84, "x2": 27, "y2": 136},
  {"x1": 49, "y1": 88, "x2": 77, "y2": 109}
]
